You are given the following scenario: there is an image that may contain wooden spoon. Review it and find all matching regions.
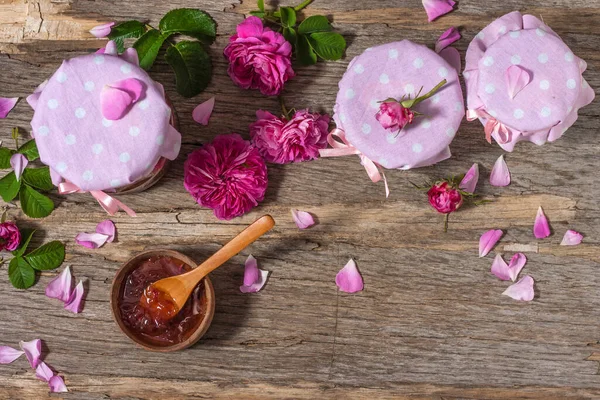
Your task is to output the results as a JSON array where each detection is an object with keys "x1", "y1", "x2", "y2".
[{"x1": 142, "y1": 215, "x2": 275, "y2": 320}]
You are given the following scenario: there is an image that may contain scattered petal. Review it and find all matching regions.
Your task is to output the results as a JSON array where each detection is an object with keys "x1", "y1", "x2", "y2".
[
  {"x1": 35, "y1": 362, "x2": 54, "y2": 382},
  {"x1": 0, "y1": 346, "x2": 24, "y2": 364},
  {"x1": 89, "y1": 22, "x2": 115, "y2": 38},
  {"x1": 75, "y1": 232, "x2": 109, "y2": 249},
  {"x1": 19, "y1": 339, "x2": 41, "y2": 368},
  {"x1": 64, "y1": 281, "x2": 85, "y2": 313},
  {"x1": 104, "y1": 40, "x2": 118, "y2": 56},
  {"x1": 490, "y1": 155, "x2": 510, "y2": 187},
  {"x1": 502, "y1": 275, "x2": 535, "y2": 301},
  {"x1": 505, "y1": 65, "x2": 531, "y2": 99},
  {"x1": 49, "y1": 375, "x2": 68, "y2": 393},
  {"x1": 100, "y1": 78, "x2": 143, "y2": 120},
  {"x1": 192, "y1": 97, "x2": 215, "y2": 125},
  {"x1": 0, "y1": 97, "x2": 19, "y2": 119},
  {"x1": 479, "y1": 229, "x2": 503, "y2": 257},
  {"x1": 120, "y1": 48, "x2": 140, "y2": 66},
  {"x1": 490, "y1": 254, "x2": 511, "y2": 281},
  {"x1": 459, "y1": 163, "x2": 479, "y2": 193},
  {"x1": 45, "y1": 266, "x2": 73, "y2": 303},
  {"x1": 10, "y1": 153, "x2": 28, "y2": 182},
  {"x1": 26, "y1": 81, "x2": 47, "y2": 110},
  {"x1": 291, "y1": 209, "x2": 316, "y2": 229},
  {"x1": 335, "y1": 258, "x2": 364, "y2": 293},
  {"x1": 95, "y1": 220, "x2": 116, "y2": 243},
  {"x1": 561, "y1": 230, "x2": 583, "y2": 246},
  {"x1": 533, "y1": 206, "x2": 551, "y2": 239},
  {"x1": 242, "y1": 254, "x2": 259, "y2": 287},
  {"x1": 508, "y1": 252, "x2": 527, "y2": 282},
  {"x1": 422, "y1": 0, "x2": 456, "y2": 22},
  {"x1": 435, "y1": 27, "x2": 461, "y2": 53}
]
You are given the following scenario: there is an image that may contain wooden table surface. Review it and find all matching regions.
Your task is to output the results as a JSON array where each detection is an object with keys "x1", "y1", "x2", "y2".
[{"x1": 0, "y1": 0, "x2": 599, "y2": 398}]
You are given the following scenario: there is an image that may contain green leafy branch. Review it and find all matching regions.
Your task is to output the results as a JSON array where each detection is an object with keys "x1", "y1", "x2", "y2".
[
  {"x1": 107, "y1": 8, "x2": 216, "y2": 98},
  {"x1": 0, "y1": 129, "x2": 55, "y2": 219},
  {"x1": 251, "y1": 0, "x2": 346, "y2": 65}
]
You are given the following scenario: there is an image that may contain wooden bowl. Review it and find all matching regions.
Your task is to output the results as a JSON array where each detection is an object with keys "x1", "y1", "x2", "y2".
[{"x1": 110, "y1": 249, "x2": 216, "y2": 352}]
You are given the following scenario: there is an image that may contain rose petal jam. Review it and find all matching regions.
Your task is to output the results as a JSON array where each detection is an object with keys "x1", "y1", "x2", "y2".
[{"x1": 119, "y1": 256, "x2": 207, "y2": 345}]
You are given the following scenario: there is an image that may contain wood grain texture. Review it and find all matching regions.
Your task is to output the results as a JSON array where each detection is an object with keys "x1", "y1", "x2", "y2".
[{"x1": 0, "y1": 0, "x2": 599, "y2": 398}]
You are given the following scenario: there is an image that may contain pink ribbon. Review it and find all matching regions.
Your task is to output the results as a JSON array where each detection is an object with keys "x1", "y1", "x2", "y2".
[
  {"x1": 58, "y1": 182, "x2": 137, "y2": 217},
  {"x1": 319, "y1": 128, "x2": 389, "y2": 198},
  {"x1": 466, "y1": 109, "x2": 516, "y2": 144}
]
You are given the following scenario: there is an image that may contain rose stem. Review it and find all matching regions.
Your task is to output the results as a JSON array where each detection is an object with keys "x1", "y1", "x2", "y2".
[
  {"x1": 444, "y1": 214, "x2": 449, "y2": 233},
  {"x1": 294, "y1": 0, "x2": 314, "y2": 11}
]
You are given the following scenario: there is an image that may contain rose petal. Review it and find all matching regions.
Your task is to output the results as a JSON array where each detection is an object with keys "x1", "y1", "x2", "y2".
[
  {"x1": 561, "y1": 230, "x2": 583, "y2": 246},
  {"x1": 502, "y1": 275, "x2": 535, "y2": 301},
  {"x1": 120, "y1": 48, "x2": 139, "y2": 66},
  {"x1": 100, "y1": 78, "x2": 143, "y2": 120},
  {"x1": 242, "y1": 254, "x2": 259, "y2": 287},
  {"x1": 459, "y1": 163, "x2": 479, "y2": 193},
  {"x1": 508, "y1": 253, "x2": 527, "y2": 282},
  {"x1": 35, "y1": 362, "x2": 54, "y2": 382},
  {"x1": 422, "y1": 0, "x2": 456, "y2": 22},
  {"x1": 192, "y1": 97, "x2": 215, "y2": 126},
  {"x1": 75, "y1": 232, "x2": 109, "y2": 249},
  {"x1": 49, "y1": 375, "x2": 68, "y2": 393},
  {"x1": 19, "y1": 339, "x2": 41, "y2": 368},
  {"x1": 435, "y1": 27, "x2": 461, "y2": 53},
  {"x1": 479, "y1": 229, "x2": 503, "y2": 257},
  {"x1": 0, "y1": 97, "x2": 19, "y2": 119},
  {"x1": 95, "y1": 220, "x2": 116, "y2": 243},
  {"x1": 89, "y1": 22, "x2": 115, "y2": 38},
  {"x1": 490, "y1": 155, "x2": 510, "y2": 187},
  {"x1": 0, "y1": 346, "x2": 24, "y2": 364},
  {"x1": 291, "y1": 209, "x2": 316, "y2": 230},
  {"x1": 335, "y1": 259, "x2": 363, "y2": 293},
  {"x1": 533, "y1": 206, "x2": 551, "y2": 239},
  {"x1": 10, "y1": 153, "x2": 28, "y2": 182},
  {"x1": 45, "y1": 266, "x2": 73, "y2": 303},
  {"x1": 64, "y1": 281, "x2": 85, "y2": 313},
  {"x1": 490, "y1": 254, "x2": 511, "y2": 281},
  {"x1": 104, "y1": 40, "x2": 118, "y2": 56},
  {"x1": 26, "y1": 81, "x2": 47, "y2": 110},
  {"x1": 505, "y1": 65, "x2": 531, "y2": 100}
]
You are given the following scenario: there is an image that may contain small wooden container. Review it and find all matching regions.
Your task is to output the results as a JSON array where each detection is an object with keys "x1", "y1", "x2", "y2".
[{"x1": 110, "y1": 249, "x2": 215, "y2": 352}]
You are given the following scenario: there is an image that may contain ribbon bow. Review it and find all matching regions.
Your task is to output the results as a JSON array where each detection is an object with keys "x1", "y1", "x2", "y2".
[
  {"x1": 466, "y1": 109, "x2": 517, "y2": 145},
  {"x1": 58, "y1": 182, "x2": 136, "y2": 217},
  {"x1": 319, "y1": 128, "x2": 389, "y2": 198}
]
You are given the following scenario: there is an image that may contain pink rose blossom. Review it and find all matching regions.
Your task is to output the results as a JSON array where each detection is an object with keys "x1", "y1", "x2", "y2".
[
  {"x1": 427, "y1": 182, "x2": 463, "y2": 214},
  {"x1": 184, "y1": 134, "x2": 268, "y2": 220},
  {"x1": 250, "y1": 109, "x2": 330, "y2": 164},
  {"x1": 223, "y1": 16, "x2": 295, "y2": 96},
  {"x1": 0, "y1": 221, "x2": 21, "y2": 252},
  {"x1": 375, "y1": 102, "x2": 415, "y2": 133}
]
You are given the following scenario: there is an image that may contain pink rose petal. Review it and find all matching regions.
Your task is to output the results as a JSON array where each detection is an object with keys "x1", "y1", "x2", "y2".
[
  {"x1": 479, "y1": 229, "x2": 503, "y2": 257},
  {"x1": 508, "y1": 252, "x2": 527, "y2": 282},
  {"x1": 0, "y1": 346, "x2": 24, "y2": 364},
  {"x1": 121, "y1": 48, "x2": 140, "y2": 66},
  {"x1": 490, "y1": 254, "x2": 511, "y2": 281},
  {"x1": 100, "y1": 78, "x2": 143, "y2": 120},
  {"x1": 104, "y1": 40, "x2": 118, "y2": 55},
  {"x1": 75, "y1": 232, "x2": 109, "y2": 249},
  {"x1": 192, "y1": 97, "x2": 215, "y2": 126},
  {"x1": 64, "y1": 281, "x2": 85, "y2": 313},
  {"x1": 459, "y1": 163, "x2": 479, "y2": 193},
  {"x1": 291, "y1": 209, "x2": 316, "y2": 230},
  {"x1": 533, "y1": 206, "x2": 551, "y2": 239},
  {"x1": 95, "y1": 219, "x2": 116, "y2": 243},
  {"x1": 89, "y1": 22, "x2": 115, "y2": 38},
  {"x1": 335, "y1": 259, "x2": 363, "y2": 293},
  {"x1": 242, "y1": 254, "x2": 259, "y2": 287},
  {"x1": 506, "y1": 65, "x2": 531, "y2": 100},
  {"x1": 35, "y1": 362, "x2": 54, "y2": 382},
  {"x1": 422, "y1": 0, "x2": 456, "y2": 22},
  {"x1": 435, "y1": 27, "x2": 461, "y2": 53},
  {"x1": 19, "y1": 339, "x2": 41, "y2": 368},
  {"x1": 0, "y1": 97, "x2": 19, "y2": 119},
  {"x1": 561, "y1": 230, "x2": 583, "y2": 246},
  {"x1": 45, "y1": 266, "x2": 73, "y2": 303},
  {"x1": 49, "y1": 375, "x2": 68, "y2": 393},
  {"x1": 490, "y1": 155, "x2": 510, "y2": 187},
  {"x1": 10, "y1": 153, "x2": 28, "y2": 182},
  {"x1": 502, "y1": 275, "x2": 535, "y2": 301}
]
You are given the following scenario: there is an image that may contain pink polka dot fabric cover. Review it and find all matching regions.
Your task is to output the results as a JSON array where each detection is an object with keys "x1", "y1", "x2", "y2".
[
  {"x1": 27, "y1": 53, "x2": 181, "y2": 191},
  {"x1": 333, "y1": 40, "x2": 464, "y2": 170},
  {"x1": 465, "y1": 11, "x2": 595, "y2": 151}
]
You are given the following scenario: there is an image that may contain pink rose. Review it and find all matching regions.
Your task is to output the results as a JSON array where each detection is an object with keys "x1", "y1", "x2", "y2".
[
  {"x1": 223, "y1": 16, "x2": 295, "y2": 96},
  {"x1": 0, "y1": 221, "x2": 21, "y2": 252},
  {"x1": 427, "y1": 182, "x2": 463, "y2": 214},
  {"x1": 250, "y1": 109, "x2": 330, "y2": 164},
  {"x1": 375, "y1": 101, "x2": 415, "y2": 133}
]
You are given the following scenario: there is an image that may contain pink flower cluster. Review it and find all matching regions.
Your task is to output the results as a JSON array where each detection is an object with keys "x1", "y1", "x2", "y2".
[
  {"x1": 0, "y1": 221, "x2": 21, "y2": 252},
  {"x1": 427, "y1": 182, "x2": 463, "y2": 214},
  {"x1": 375, "y1": 102, "x2": 415, "y2": 133}
]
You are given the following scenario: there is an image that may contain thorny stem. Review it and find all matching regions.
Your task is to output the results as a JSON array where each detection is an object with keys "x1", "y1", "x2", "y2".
[
  {"x1": 11, "y1": 127, "x2": 19, "y2": 149},
  {"x1": 401, "y1": 79, "x2": 447, "y2": 108},
  {"x1": 279, "y1": 96, "x2": 290, "y2": 119},
  {"x1": 294, "y1": 0, "x2": 314, "y2": 11},
  {"x1": 443, "y1": 213, "x2": 449, "y2": 233}
]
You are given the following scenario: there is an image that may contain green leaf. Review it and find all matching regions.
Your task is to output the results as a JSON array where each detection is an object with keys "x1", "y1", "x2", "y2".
[
  {"x1": 12, "y1": 228, "x2": 36, "y2": 258},
  {"x1": 107, "y1": 20, "x2": 147, "y2": 53},
  {"x1": 133, "y1": 29, "x2": 169, "y2": 70},
  {"x1": 257, "y1": 0, "x2": 265, "y2": 11},
  {"x1": 19, "y1": 184, "x2": 54, "y2": 219},
  {"x1": 308, "y1": 32, "x2": 346, "y2": 61},
  {"x1": 165, "y1": 41, "x2": 212, "y2": 98},
  {"x1": 296, "y1": 34, "x2": 317, "y2": 65},
  {"x1": 280, "y1": 7, "x2": 297, "y2": 28},
  {"x1": 249, "y1": 11, "x2": 265, "y2": 18},
  {"x1": 22, "y1": 167, "x2": 53, "y2": 192},
  {"x1": 23, "y1": 240, "x2": 65, "y2": 271},
  {"x1": 8, "y1": 256, "x2": 35, "y2": 289},
  {"x1": 0, "y1": 172, "x2": 21, "y2": 202},
  {"x1": 283, "y1": 27, "x2": 297, "y2": 47},
  {"x1": 298, "y1": 15, "x2": 332, "y2": 34},
  {"x1": 0, "y1": 147, "x2": 15, "y2": 169},
  {"x1": 159, "y1": 9, "x2": 216, "y2": 44},
  {"x1": 17, "y1": 140, "x2": 39, "y2": 161}
]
